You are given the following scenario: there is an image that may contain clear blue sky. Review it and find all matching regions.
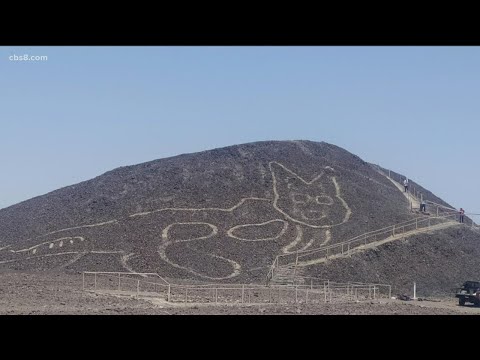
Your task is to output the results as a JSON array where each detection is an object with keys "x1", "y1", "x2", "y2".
[{"x1": 0, "y1": 46, "x2": 478, "y2": 222}]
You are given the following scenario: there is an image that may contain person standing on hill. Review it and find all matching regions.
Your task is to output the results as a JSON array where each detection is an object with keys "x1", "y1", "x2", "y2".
[
  {"x1": 420, "y1": 199, "x2": 426, "y2": 212},
  {"x1": 403, "y1": 178, "x2": 409, "y2": 192},
  {"x1": 459, "y1": 208, "x2": 465, "y2": 223}
]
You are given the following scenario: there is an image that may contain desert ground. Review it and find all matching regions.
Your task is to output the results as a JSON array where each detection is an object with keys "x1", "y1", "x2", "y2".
[{"x1": 0, "y1": 271, "x2": 478, "y2": 315}]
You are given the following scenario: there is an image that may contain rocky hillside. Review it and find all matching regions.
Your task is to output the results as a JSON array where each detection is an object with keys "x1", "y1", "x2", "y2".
[
  {"x1": 0, "y1": 140, "x2": 477, "y2": 288},
  {"x1": 305, "y1": 226, "x2": 480, "y2": 296}
]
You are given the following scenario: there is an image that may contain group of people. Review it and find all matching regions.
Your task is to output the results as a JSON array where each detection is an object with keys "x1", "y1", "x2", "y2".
[{"x1": 403, "y1": 177, "x2": 465, "y2": 223}]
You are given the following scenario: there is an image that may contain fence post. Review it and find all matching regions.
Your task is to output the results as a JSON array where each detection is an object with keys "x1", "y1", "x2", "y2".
[
  {"x1": 242, "y1": 285, "x2": 245, "y2": 303},
  {"x1": 293, "y1": 252, "x2": 299, "y2": 280},
  {"x1": 295, "y1": 286, "x2": 298, "y2": 303},
  {"x1": 94, "y1": 273, "x2": 97, "y2": 290},
  {"x1": 215, "y1": 288, "x2": 218, "y2": 304},
  {"x1": 306, "y1": 289, "x2": 309, "y2": 304},
  {"x1": 82, "y1": 272, "x2": 85, "y2": 291},
  {"x1": 389, "y1": 286, "x2": 392, "y2": 299},
  {"x1": 373, "y1": 286, "x2": 376, "y2": 299},
  {"x1": 167, "y1": 285, "x2": 171, "y2": 302},
  {"x1": 137, "y1": 280, "x2": 140, "y2": 297},
  {"x1": 341, "y1": 243, "x2": 344, "y2": 255},
  {"x1": 369, "y1": 285, "x2": 372, "y2": 299},
  {"x1": 118, "y1": 273, "x2": 121, "y2": 291}
]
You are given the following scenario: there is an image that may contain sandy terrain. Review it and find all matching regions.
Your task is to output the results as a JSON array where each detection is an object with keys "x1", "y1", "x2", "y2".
[{"x1": 0, "y1": 271, "x2": 478, "y2": 315}]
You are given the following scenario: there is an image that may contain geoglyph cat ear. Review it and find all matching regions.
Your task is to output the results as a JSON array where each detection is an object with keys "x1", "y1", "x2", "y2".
[
  {"x1": 270, "y1": 161, "x2": 332, "y2": 186},
  {"x1": 309, "y1": 166, "x2": 336, "y2": 184},
  {"x1": 269, "y1": 162, "x2": 302, "y2": 190},
  {"x1": 312, "y1": 166, "x2": 335, "y2": 179},
  {"x1": 270, "y1": 162, "x2": 299, "y2": 181}
]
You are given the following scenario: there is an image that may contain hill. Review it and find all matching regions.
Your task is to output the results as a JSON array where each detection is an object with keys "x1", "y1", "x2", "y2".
[{"x1": 0, "y1": 140, "x2": 478, "y2": 291}]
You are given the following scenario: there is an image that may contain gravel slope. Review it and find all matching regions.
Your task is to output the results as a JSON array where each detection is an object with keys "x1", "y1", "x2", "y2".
[{"x1": 0, "y1": 140, "x2": 477, "y2": 291}]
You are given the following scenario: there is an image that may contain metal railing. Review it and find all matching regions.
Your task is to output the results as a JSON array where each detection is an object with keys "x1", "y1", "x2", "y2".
[
  {"x1": 374, "y1": 165, "x2": 476, "y2": 226},
  {"x1": 82, "y1": 271, "x2": 391, "y2": 304},
  {"x1": 266, "y1": 213, "x2": 458, "y2": 284},
  {"x1": 82, "y1": 271, "x2": 170, "y2": 297}
]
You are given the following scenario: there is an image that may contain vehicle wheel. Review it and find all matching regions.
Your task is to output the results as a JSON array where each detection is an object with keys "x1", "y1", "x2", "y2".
[{"x1": 459, "y1": 298, "x2": 466, "y2": 306}]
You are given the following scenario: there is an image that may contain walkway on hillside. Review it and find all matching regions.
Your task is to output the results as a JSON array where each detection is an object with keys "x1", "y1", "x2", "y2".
[
  {"x1": 269, "y1": 219, "x2": 460, "y2": 285},
  {"x1": 377, "y1": 168, "x2": 473, "y2": 220},
  {"x1": 383, "y1": 173, "x2": 420, "y2": 209},
  {"x1": 269, "y1": 210, "x2": 460, "y2": 281},
  {"x1": 297, "y1": 220, "x2": 459, "y2": 267}
]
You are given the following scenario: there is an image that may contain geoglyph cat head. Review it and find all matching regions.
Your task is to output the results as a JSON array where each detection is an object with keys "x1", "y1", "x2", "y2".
[{"x1": 269, "y1": 162, "x2": 351, "y2": 228}]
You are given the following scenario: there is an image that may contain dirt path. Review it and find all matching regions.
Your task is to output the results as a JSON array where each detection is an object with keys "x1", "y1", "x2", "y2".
[
  {"x1": 298, "y1": 220, "x2": 460, "y2": 266},
  {"x1": 384, "y1": 174, "x2": 420, "y2": 209}
]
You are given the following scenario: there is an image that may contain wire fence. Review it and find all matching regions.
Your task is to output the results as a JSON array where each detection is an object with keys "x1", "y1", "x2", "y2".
[{"x1": 82, "y1": 272, "x2": 391, "y2": 304}]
